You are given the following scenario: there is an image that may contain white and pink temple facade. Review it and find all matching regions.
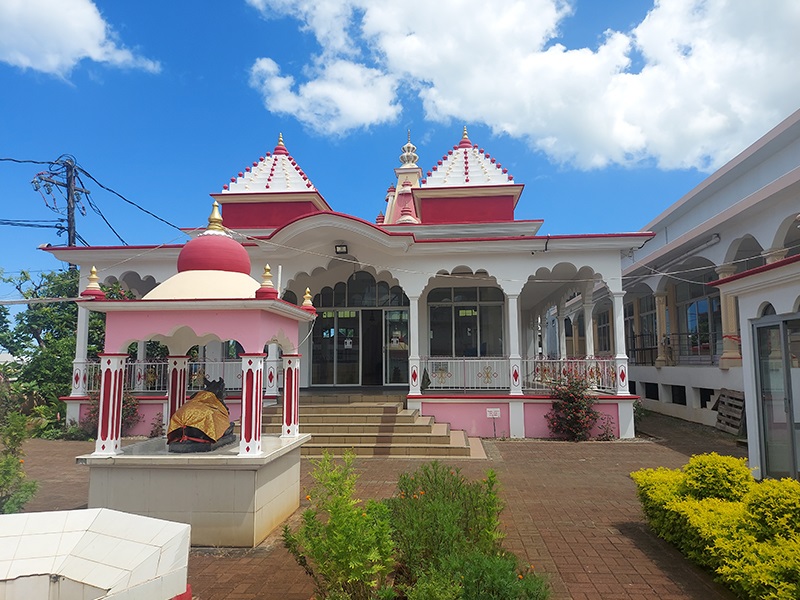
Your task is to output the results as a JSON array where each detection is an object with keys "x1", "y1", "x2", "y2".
[{"x1": 52, "y1": 127, "x2": 655, "y2": 442}]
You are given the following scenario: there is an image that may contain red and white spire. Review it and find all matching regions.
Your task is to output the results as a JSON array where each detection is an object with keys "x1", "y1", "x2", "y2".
[
  {"x1": 422, "y1": 126, "x2": 515, "y2": 187},
  {"x1": 221, "y1": 133, "x2": 316, "y2": 194}
]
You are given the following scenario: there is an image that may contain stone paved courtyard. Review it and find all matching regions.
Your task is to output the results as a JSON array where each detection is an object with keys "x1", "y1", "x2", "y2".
[{"x1": 22, "y1": 412, "x2": 746, "y2": 599}]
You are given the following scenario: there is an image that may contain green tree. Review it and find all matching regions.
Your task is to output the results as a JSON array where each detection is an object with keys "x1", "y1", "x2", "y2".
[{"x1": 0, "y1": 269, "x2": 133, "y2": 406}]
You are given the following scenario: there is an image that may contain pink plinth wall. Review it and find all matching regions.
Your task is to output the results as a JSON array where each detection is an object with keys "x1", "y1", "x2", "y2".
[
  {"x1": 421, "y1": 402, "x2": 512, "y2": 438},
  {"x1": 421, "y1": 399, "x2": 621, "y2": 439}
]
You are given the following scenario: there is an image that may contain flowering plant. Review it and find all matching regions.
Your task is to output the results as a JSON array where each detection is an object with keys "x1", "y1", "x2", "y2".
[{"x1": 544, "y1": 371, "x2": 599, "y2": 441}]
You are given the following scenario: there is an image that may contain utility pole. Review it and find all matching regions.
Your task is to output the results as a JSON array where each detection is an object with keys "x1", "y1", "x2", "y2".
[
  {"x1": 65, "y1": 157, "x2": 76, "y2": 248},
  {"x1": 31, "y1": 155, "x2": 90, "y2": 269}
]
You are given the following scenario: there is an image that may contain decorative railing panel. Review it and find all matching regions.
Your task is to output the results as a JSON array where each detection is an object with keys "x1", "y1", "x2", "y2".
[
  {"x1": 79, "y1": 360, "x2": 284, "y2": 394},
  {"x1": 521, "y1": 358, "x2": 618, "y2": 394},
  {"x1": 420, "y1": 357, "x2": 510, "y2": 391}
]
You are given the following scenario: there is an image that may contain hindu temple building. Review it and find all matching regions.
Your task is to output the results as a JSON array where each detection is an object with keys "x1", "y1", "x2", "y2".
[{"x1": 50, "y1": 126, "x2": 649, "y2": 444}]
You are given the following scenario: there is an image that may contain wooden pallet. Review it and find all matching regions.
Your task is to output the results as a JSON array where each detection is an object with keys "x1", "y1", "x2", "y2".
[{"x1": 714, "y1": 389, "x2": 745, "y2": 435}]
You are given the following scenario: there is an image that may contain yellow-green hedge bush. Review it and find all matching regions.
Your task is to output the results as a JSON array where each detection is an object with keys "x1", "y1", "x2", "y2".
[
  {"x1": 631, "y1": 453, "x2": 800, "y2": 600},
  {"x1": 680, "y1": 452, "x2": 754, "y2": 502}
]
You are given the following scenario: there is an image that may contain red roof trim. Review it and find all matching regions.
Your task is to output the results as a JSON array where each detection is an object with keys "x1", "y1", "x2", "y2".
[
  {"x1": 413, "y1": 231, "x2": 654, "y2": 244},
  {"x1": 712, "y1": 253, "x2": 800, "y2": 286}
]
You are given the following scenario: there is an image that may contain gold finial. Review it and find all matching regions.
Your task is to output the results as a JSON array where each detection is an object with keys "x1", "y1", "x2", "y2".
[
  {"x1": 261, "y1": 264, "x2": 275, "y2": 290},
  {"x1": 207, "y1": 201, "x2": 224, "y2": 231},
  {"x1": 462, "y1": 125, "x2": 469, "y2": 139},
  {"x1": 277, "y1": 132, "x2": 285, "y2": 146},
  {"x1": 302, "y1": 287, "x2": 314, "y2": 307},
  {"x1": 86, "y1": 266, "x2": 101, "y2": 290}
]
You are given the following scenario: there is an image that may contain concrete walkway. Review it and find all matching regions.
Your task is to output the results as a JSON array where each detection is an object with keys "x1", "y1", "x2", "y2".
[{"x1": 21, "y1": 413, "x2": 746, "y2": 599}]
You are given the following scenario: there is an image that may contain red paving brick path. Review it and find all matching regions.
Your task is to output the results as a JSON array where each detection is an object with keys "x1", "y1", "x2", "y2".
[{"x1": 21, "y1": 413, "x2": 746, "y2": 599}]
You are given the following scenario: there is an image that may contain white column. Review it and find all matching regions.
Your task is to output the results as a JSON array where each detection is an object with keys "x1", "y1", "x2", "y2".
[
  {"x1": 239, "y1": 353, "x2": 265, "y2": 455},
  {"x1": 716, "y1": 265, "x2": 742, "y2": 369},
  {"x1": 132, "y1": 341, "x2": 147, "y2": 392},
  {"x1": 93, "y1": 354, "x2": 127, "y2": 456},
  {"x1": 70, "y1": 306, "x2": 91, "y2": 398},
  {"x1": 654, "y1": 292, "x2": 668, "y2": 367},
  {"x1": 264, "y1": 342, "x2": 281, "y2": 404},
  {"x1": 281, "y1": 354, "x2": 301, "y2": 438},
  {"x1": 408, "y1": 295, "x2": 422, "y2": 396},
  {"x1": 583, "y1": 293, "x2": 594, "y2": 358},
  {"x1": 611, "y1": 292, "x2": 629, "y2": 394},
  {"x1": 558, "y1": 304, "x2": 568, "y2": 359},
  {"x1": 507, "y1": 294, "x2": 523, "y2": 395}
]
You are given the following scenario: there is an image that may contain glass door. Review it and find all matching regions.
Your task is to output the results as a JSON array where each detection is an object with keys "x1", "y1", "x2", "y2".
[
  {"x1": 312, "y1": 310, "x2": 360, "y2": 385},
  {"x1": 312, "y1": 311, "x2": 335, "y2": 385},
  {"x1": 755, "y1": 319, "x2": 799, "y2": 479},
  {"x1": 385, "y1": 309, "x2": 409, "y2": 384},
  {"x1": 789, "y1": 319, "x2": 800, "y2": 478},
  {"x1": 336, "y1": 310, "x2": 359, "y2": 385}
]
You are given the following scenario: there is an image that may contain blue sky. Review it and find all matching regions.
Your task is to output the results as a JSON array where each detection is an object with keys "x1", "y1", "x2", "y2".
[{"x1": 1, "y1": 0, "x2": 799, "y2": 301}]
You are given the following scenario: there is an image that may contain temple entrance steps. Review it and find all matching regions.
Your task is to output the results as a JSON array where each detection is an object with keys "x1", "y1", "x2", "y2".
[{"x1": 261, "y1": 399, "x2": 474, "y2": 458}]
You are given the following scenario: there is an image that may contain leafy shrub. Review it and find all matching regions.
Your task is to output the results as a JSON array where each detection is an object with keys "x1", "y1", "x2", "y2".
[
  {"x1": 406, "y1": 568, "x2": 462, "y2": 600},
  {"x1": 632, "y1": 454, "x2": 800, "y2": 600},
  {"x1": 0, "y1": 411, "x2": 38, "y2": 513},
  {"x1": 666, "y1": 497, "x2": 746, "y2": 569},
  {"x1": 452, "y1": 551, "x2": 549, "y2": 600},
  {"x1": 714, "y1": 531, "x2": 800, "y2": 600},
  {"x1": 544, "y1": 372, "x2": 598, "y2": 441},
  {"x1": 283, "y1": 451, "x2": 395, "y2": 600},
  {"x1": 28, "y1": 400, "x2": 66, "y2": 439},
  {"x1": 387, "y1": 462, "x2": 504, "y2": 581},
  {"x1": 630, "y1": 467, "x2": 685, "y2": 536},
  {"x1": 81, "y1": 392, "x2": 142, "y2": 438},
  {"x1": 59, "y1": 419, "x2": 91, "y2": 441},
  {"x1": 680, "y1": 452, "x2": 754, "y2": 502},
  {"x1": 743, "y1": 478, "x2": 800, "y2": 541}
]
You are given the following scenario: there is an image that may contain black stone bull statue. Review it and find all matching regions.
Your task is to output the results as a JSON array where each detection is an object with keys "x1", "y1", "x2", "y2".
[{"x1": 167, "y1": 377, "x2": 236, "y2": 453}]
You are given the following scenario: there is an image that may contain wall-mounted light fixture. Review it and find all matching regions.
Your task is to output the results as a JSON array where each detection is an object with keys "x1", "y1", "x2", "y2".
[{"x1": 334, "y1": 244, "x2": 348, "y2": 255}]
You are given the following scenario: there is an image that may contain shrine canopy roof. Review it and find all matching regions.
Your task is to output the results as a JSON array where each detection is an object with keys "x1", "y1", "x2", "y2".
[{"x1": 79, "y1": 203, "x2": 315, "y2": 355}]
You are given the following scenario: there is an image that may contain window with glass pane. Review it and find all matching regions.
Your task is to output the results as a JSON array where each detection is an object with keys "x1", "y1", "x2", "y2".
[
  {"x1": 479, "y1": 305, "x2": 504, "y2": 356},
  {"x1": 596, "y1": 310, "x2": 611, "y2": 353},
  {"x1": 377, "y1": 281, "x2": 390, "y2": 306},
  {"x1": 333, "y1": 282, "x2": 346, "y2": 306},
  {"x1": 429, "y1": 306, "x2": 453, "y2": 355},
  {"x1": 455, "y1": 307, "x2": 478, "y2": 356},
  {"x1": 348, "y1": 271, "x2": 376, "y2": 307}
]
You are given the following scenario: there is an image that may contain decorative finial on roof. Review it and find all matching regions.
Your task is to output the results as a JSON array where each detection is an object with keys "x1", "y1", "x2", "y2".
[
  {"x1": 80, "y1": 266, "x2": 106, "y2": 299},
  {"x1": 458, "y1": 125, "x2": 472, "y2": 148},
  {"x1": 255, "y1": 264, "x2": 279, "y2": 299},
  {"x1": 301, "y1": 287, "x2": 317, "y2": 314},
  {"x1": 399, "y1": 131, "x2": 418, "y2": 167},
  {"x1": 207, "y1": 201, "x2": 224, "y2": 231},
  {"x1": 273, "y1": 132, "x2": 289, "y2": 155}
]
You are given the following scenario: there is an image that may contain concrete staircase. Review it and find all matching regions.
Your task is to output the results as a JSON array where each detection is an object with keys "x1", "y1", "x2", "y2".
[{"x1": 262, "y1": 392, "x2": 473, "y2": 457}]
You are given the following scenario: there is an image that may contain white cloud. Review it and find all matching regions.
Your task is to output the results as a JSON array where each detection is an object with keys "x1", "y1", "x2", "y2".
[
  {"x1": 248, "y1": 0, "x2": 800, "y2": 171},
  {"x1": 250, "y1": 57, "x2": 401, "y2": 134},
  {"x1": 0, "y1": 0, "x2": 160, "y2": 77}
]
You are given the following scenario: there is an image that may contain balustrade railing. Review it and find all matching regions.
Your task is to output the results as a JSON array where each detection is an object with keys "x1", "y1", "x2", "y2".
[
  {"x1": 79, "y1": 359, "x2": 282, "y2": 395},
  {"x1": 521, "y1": 357, "x2": 618, "y2": 394},
  {"x1": 420, "y1": 356, "x2": 510, "y2": 391}
]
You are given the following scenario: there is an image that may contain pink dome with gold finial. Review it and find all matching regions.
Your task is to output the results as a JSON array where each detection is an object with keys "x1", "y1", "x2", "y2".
[{"x1": 176, "y1": 201, "x2": 251, "y2": 275}]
